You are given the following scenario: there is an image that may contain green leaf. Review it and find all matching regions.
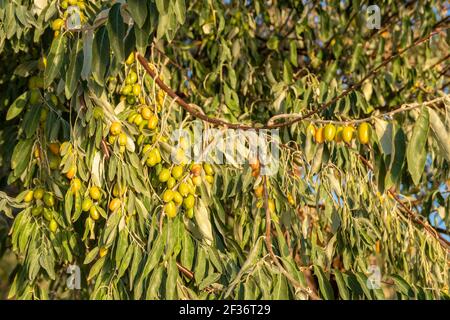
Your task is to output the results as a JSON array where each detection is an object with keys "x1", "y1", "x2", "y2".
[
  {"x1": 72, "y1": 192, "x2": 83, "y2": 222},
  {"x1": 224, "y1": 237, "x2": 263, "y2": 298},
  {"x1": 165, "y1": 257, "x2": 178, "y2": 300},
  {"x1": 314, "y1": 265, "x2": 334, "y2": 300},
  {"x1": 428, "y1": 108, "x2": 450, "y2": 161},
  {"x1": 273, "y1": 274, "x2": 289, "y2": 300},
  {"x1": 11, "y1": 139, "x2": 33, "y2": 175},
  {"x1": 356, "y1": 91, "x2": 373, "y2": 114},
  {"x1": 107, "y1": 3, "x2": 125, "y2": 63},
  {"x1": 155, "y1": 0, "x2": 169, "y2": 14},
  {"x1": 28, "y1": 253, "x2": 41, "y2": 281},
  {"x1": 146, "y1": 266, "x2": 163, "y2": 299},
  {"x1": 88, "y1": 256, "x2": 105, "y2": 280},
  {"x1": 194, "y1": 246, "x2": 206, "y2": 284},
  {"x1": 283, "y1": 59, "x2": 293, "y2": 83},
  {"x1": 374, "y1": 118, "x2": 393, "y2": 155},
  {"x1": 115, "y1": 230, "x2": 129, "y2": 267},
  {"x1": 6, "y1": 91, "x2": 29, "y2": 121},
  {"x1": 65, "y1": 38, "x2": 84, "y2": 98},
  {"x1": 194, "y1": 199, "x2": 213, "y2": 244},
  {"x1": 129, "y1": 246, "x2": 143, "y2": 288},
  {"x1": 391, "y1": 275, "x2": 414, "y2": 298},
  {"x1": 135, "y1": 17, "x2": 152, "y2": 54},
  {"x1": 81, "y1": 29, "x2": 94, "y2": 80},
  {"x1": 334, "y1": 269, "x2": 350, "y2": 300},
  {"x1": 386, "y1": 126, "x2": 406, "y2": 189},
  {"x1": 92, "y1": 26, "x2": 110, "y2": 85},
  {"x1": 127, "y1": 0, "x2": 148, "y2": 28},
  {"x1": 44, "y1": 35, "x2": 67, "y2": 88},
  {"x1": 64, "y1": 190, "x2": 73, "y2": 223},
  {"x1": 289, "y1": 41, "x2": 298, "y2": 67},
  {"x1": 199, "y1": 273, "x2": 221, "y2": 290},
  {"x1": 118, "y1": 245, "x2": 134, "y2": 278},
  {"x1": 350, "y1": 43, "x2": 362, "y2": 72},
  {"x1": 84, "y1": 247, "x2": 100, "y2": 264},
  {"x1": 39, "y1": 253, "x2": 56, "y2": 280},
  {"x1": 355, "y1": 272, "x2": 373, "y2": 299},
  {"x1": 142, "y1": 235, "x2": 164, "y2": 279},
  {"x1": 267, "y1": 36, "x2": 279, "y2": 51},
  {"x1": 173, "y1": 0, "x2": 186, "y2": 24},
  {"x1": 156, "y1": 13, "x2": 169, "y2": 40},
  {"x1": 22, "y1": 106, "x2": 41, "y2": 139},
  {"x1": 406, "y1": 108, "x2": 429, "y2": 185},
  {"x1": 181, "y1": 230, "x2": 194, "y2": 270}
]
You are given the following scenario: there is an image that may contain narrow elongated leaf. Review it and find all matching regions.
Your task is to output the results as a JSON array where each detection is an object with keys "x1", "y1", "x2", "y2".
[
  {"x1": 224, "y1": 237, "x2": 263, "y2": 298},
  {"x1": 334, "y1": 269, "x2": 350, "y2": 300},
  {"x1": 107, "y1": 3, "x2": 125, "y2": 63},
  {"x1": 173, "y1": 0, "x2": 186, "y2": 24},
  {"x1": 127, "y1": 0, "x2": 148, "y2": 28},
  {"x1": 194, "y1": 199, "x2": 213, "y2": 244},
  {"x1": 92, "y1": 26, "x2": 110, "y2": 85},
  {"x1": 428, "y1": 107, "x2": 450, "y2": 161},
  {"x1": 273, "y1": 274, "x2": 289, "y2": 300},
  {"x1": 391, "y1": 275, "x2": 414, "y2": 298},
  {"x1": 155, "y1": 0, "x2": 169, "y2": 14},
  {"x1": 314, "y1": 265, "x2": 334, "y2": 300},
  {"x1": 165, "y1": 257, "x2": 178, "y2": 300},
  {"x1": 84, "y1": 247, "x2": 100, "y2": 264},
  {"x1": 142, "y1": 235, "x2": 164, "y2": 278},
  {"x1": 44, "y1": 35, "x2": 67, "y2": 88},
  {"x1": 386, "y1": 126, "x2": 406, "y2": 188},
  {"x1": 65, "y1": 38, "x2": 84, "y2": 98},
  {"x1": 406, "y1": 108, "x2": 429, "y2": 185},
  {"x1": 81, "y1": 29, "x2": 94, "y2": 80},
  {"x1": 6, "y1": 91, "x2": 29, "y2": 121}
]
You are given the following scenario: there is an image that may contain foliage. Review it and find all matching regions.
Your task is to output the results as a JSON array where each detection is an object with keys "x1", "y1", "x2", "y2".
[{"x1": 0, "y1": 0, "x2": 449, "y2": 300}]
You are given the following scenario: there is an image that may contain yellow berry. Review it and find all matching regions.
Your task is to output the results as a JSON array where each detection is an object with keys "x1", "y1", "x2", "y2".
[
  {"x1": 183, "y1": 195, "x2": 195, "y2": 209},
  {"x1": 24, "y1": 191, "x2": 34, "y2": 203},
  {"x1": 49, "y1": 219, "x2": 58, "y2": 233},
  {"x1": 126, "y1": 52, "x2": 135, "y2": 65},
  {"x1": 165, "y1": 201, "x2": 177, "y2": 218},
  {"x1": 89, "y1": 186, "x2": 101, "y2": 201},
  {"x1": 52, "y1": 19, "x2": 64, "y2": 31},
  {"x1": 109, "y1": 198, "x2": 121, "y2": 211},
  {"x1": 162, "y1": 189, "x2": 174, "y2": 203},
  {"x1": 110, "y1": 121, "x2": 122, "y2": 136}
]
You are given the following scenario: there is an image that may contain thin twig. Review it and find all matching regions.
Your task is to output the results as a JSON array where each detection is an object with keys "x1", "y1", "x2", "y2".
[{"x1": 176, "y1": 262, "x2": 195, "y2": 280}]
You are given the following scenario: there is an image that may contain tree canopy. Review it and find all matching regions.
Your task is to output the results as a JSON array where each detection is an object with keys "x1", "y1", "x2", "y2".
[{"x1": 0, "y1": 0, "x2": 449, "y2": 300}]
